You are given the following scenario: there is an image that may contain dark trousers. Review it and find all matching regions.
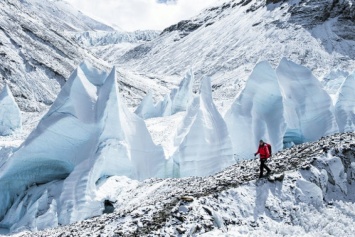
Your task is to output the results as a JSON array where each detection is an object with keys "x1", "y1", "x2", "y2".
[{"x1": 259, "y1": 159, "x2": 271, "y2": 177}]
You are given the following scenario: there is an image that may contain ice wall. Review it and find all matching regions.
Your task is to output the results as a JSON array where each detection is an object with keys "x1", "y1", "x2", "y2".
[
  {"x1": 0, "y1": 84, "x2": 22, "y2": 135},
  {"x1": 225, "y1": 61, "x2": 286, "y2": 160},
  {"x1": 335, "y1": 72, "x2": 355, "y2": 132},
  {"x1": 171, "y1": 77, "x2": 235, "y2": 177},
  {"x1": 276, "y1": 58, "x2": 339, "y2": 144},
  {"x1": 0, "y1": 62, "x2": 165, "y2": 229}
]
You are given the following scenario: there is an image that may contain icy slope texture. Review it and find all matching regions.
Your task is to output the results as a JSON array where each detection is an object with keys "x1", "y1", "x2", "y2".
[
  {"x1": 0, "y1": 0, "x2": 111, "y2": 111},
  {"x1": 225, "y1": 61, "x2": 286, "y2": 160},
  {"x1": 21, "y1": 0, "x2": 115, "y2": 32},
  {"x1": 115, "y1": 0, "x2": 355, "y2": 110},
  {"x1": 0, "y1": 84, "x2": 22, "y2": 136},
  {"x1": 171, "y1": 77, "x2": 235, "y2": 177},
  {"x1": 335, "y1": 72, "x2": 355, "y2": 132},
  {"x1": 26, "y1": 133, "x2": 355, "y2": 236},
  {"x1": 276, "y1": 58, "x2": 339, "y2": 144},
  {"x1": 0, "y1": 62, "x2": 165, "y2": 231},
  {"x1": 135, "y1": 69, "x2": 195, "y2": 119}
]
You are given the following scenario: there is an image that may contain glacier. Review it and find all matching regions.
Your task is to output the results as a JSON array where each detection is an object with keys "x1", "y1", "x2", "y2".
[
  {"x1": 276, "y1": 58, "x2": 339, "y2": 145},
  {"x1": 0, "y1": 62, "x2": 165, "y2": 231},
  {"x1": 335, "y1": 72, "x2": 355, "y2": 132},
  {"x1": 171, "y1": 77, "x2": 235, "y2": 177},
  {"x1": 135, "y1": 69, "x2": 195, "y2": 119},
  {"x1": 0, "y1": 84, "x2": 22, "y2": 136},
  {"x1": 225, "y1": 61, "x2": 286, "y2": 160}
]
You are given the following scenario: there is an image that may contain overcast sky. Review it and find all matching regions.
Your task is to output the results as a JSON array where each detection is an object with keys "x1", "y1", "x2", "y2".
[{"x1": 65, "y1": 0, "x2": 220, "y2": 31}]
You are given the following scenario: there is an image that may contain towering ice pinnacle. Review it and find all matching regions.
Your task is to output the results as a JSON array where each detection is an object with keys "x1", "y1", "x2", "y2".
[
  {"x1": 170, "y1": 69, "x2": 194, "y2": 114},
  {"x1": 225, "y1": 61, "x2": 286, "y2": 160},
  {"x1": 135, "y1": 69, "x2": 195, "y2": 119},
  {"x1": 276, "y1": 58, "x2": 338, "y2": 145},
  {"x1": 134, "y1": 91, "x2": 157, "y2": 119},
  {"x1": 0, "y1": 84, "x2": 22, "y2": 135},
  {"x1": 171, "y1": 77, "x2": 235, "y2": 178},
  {"x1": 0, "y1": 62, "x2": 165, "y2": 231},
  {"x1": 335, "y1": 72, "x2": 355, "y2": 132}
]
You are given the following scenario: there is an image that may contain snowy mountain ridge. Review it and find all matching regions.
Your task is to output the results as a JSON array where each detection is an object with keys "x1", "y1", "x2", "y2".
[{"x1": 16, "y1": 132, "x2": 355, "y2": 236}]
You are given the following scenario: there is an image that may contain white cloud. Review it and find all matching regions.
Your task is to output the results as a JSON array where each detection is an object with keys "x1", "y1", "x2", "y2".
[{"x1": 65, "y1": 0, "x2": 220, "y2": 31}]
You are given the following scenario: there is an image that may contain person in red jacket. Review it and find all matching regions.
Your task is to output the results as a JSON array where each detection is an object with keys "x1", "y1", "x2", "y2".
[{"x1": 254, "y1": 139, "x2": 272, "y2": 178}]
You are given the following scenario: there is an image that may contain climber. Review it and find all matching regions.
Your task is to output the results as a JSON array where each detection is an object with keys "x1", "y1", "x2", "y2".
[{"x1": 254, "y1": 139, "x2": 272, "y2": 178}]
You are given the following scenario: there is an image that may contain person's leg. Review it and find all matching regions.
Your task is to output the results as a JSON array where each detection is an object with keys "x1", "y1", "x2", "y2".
[
  {"x1": 259, "y1": 159, "x2": 264, "y2": 178},
  {"x1": 263, "y1": 159, "x2": 271, "y2": 174}
]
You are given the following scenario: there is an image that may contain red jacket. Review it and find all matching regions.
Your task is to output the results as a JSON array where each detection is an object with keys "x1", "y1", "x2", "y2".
[{"x1": 256, "y1": 143, "x2": 271, "y2": 159}]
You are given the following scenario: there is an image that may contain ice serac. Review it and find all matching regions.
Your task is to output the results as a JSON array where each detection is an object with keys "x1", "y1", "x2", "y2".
[
  {"x1": 135, "y1": 69, "x2": 194, "y2": 119},
  {"x1": 225, "y1": 61, "x2": 286, "y2": 160},
  {"x1": 0, "y1": 62, "x2": 105, "y2": 224},
  {"x1": 335, "y1": 72, "x2": 355, "y2": 132},
  {"x1": 59, "y1": 67, "x2": 165, "y2": 224},
  {"x1": 0, "y1": 84, "x2": 22, "y2": 136},
  {"x1": 172, "y1": 77, "x2": 235, "y2": 178},
  {"x1": 276, "y1": 58, "x2": 338, "y2": 145},
  {"x1": 0, "y1": 62, "x2": 165, "y2": 230},
  {"x1": 170, "y1": 69, "x2": 194, "y2": 114},
  {"x1": 134, "y1": 91, "x2": 157, "y2": 119}
]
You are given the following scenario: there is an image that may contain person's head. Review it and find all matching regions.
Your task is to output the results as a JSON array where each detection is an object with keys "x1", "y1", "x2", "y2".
[{"x1": 259, "y1": 139, "x2": 264, "y2": 145}]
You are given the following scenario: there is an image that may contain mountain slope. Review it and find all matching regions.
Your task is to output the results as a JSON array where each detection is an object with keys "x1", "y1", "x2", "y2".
[
  {"x1": 0, "y1": 0, "x2": 173, "y2": 112},
  {"x1": 114, "y1": 0, "x2": 355, "y2": 110},
  {"x1": 18, "y1": 132, "x2": 355, "y2": 236}
]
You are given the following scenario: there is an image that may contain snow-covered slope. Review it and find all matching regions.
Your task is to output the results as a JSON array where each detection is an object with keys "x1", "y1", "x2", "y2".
[
  {"x1": 21, "y1": 0, "x2": 115, "y2": 32},
  {"x1": 16, "y1": 132, "x2": 355, "y2": 236},
  {"x1": 0, "y1": 84, "x2": 21, "y2": 136},
  {"x1": 0, "y1": 0, "x2": 169, "y2": 112},
  {"x1": 114, "y1": 0, "x2": 355, "y2": 110}
]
